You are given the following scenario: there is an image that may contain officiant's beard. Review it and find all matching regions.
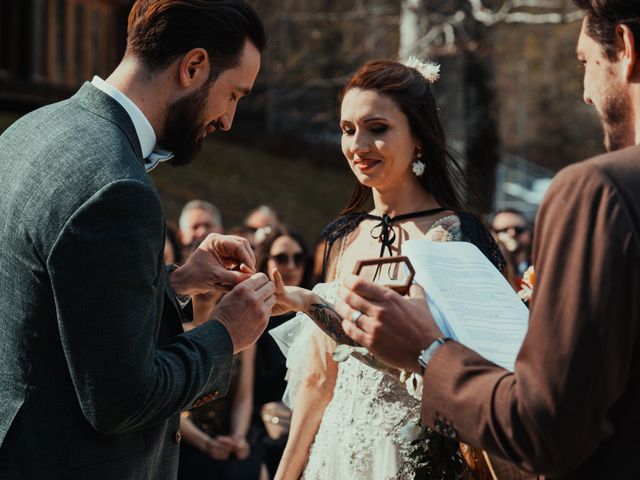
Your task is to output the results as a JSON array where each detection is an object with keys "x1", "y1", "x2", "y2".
[
  {"x1": 600, "y1": 85, "x2": 634, "y2": 152},
  {"x1": 161, "y1": 83, "x2": 211, "y2": 166}
]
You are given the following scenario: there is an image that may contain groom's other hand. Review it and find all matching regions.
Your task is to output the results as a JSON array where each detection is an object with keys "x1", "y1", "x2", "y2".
[
  {"x1": 171, "y1": 233, "x2": 256, "y2": 296},
  {"x1": 336, "y1": 275, "x2": 443, "y2": 373},
  {"x1": 212, "y1": 272, "x2": 275, "y2": 353}
]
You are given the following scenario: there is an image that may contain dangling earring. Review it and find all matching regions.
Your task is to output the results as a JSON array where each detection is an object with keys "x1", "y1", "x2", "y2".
[{"x1": 412, "y1": 150, "x2": 425, "y2": 177}]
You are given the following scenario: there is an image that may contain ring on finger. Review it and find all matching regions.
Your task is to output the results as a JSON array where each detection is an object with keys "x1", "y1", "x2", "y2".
[{"x1": 350, "y1": 310, "x2": 364, "y2": 327}]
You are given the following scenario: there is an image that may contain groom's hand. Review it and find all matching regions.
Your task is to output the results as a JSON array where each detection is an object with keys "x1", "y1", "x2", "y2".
[
  {"x1": 171, "y1": 233, "x2": 256, "y2": 297},
  {"x1": 213, "y1": 273, "x2": 275, "y2": 353},
  {"x1": 336, "y1": 275, "x2": 442, "y2": 373}
]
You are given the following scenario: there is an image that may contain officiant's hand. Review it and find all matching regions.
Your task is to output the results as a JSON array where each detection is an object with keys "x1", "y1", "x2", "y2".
[
  {"x1": 336, "y1": 274, "x2": 443, "y2": 373},
  {"x1": 271, "y1": 269, "x2": 310, "y2": 316},
  {"x1": 170, "y1": 233, "x2": 256, "y2": 297}
]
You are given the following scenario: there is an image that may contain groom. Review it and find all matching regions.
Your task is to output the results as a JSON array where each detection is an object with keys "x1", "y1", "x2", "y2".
[
  {"x1": 0, "y1": 1, "x2": 274, "y2": 479},
  {"x1": 338, "y1": 0, "x2": 640, "y2": 478}
]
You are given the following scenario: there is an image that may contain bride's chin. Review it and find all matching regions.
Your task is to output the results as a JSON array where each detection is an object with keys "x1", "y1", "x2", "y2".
[
  {"x1": 353, "y1": 174, "x2": 377, "y2": 188},
  {"x1": 358, "y1": 178, "x2": 384, "y2": 191}
]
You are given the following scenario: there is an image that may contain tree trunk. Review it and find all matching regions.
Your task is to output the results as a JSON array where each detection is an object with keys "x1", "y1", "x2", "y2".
[{"x1": 463, "y1": 49, "x2": 501, "y2": 213}]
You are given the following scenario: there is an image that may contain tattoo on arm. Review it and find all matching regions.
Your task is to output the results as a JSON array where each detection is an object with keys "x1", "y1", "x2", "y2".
[
  {"x1": 308, "y1": 303, "x2": 357, "y2": 346},
  {"x1": 308, "y1": 302, "x2": 398, "y2": 375}
]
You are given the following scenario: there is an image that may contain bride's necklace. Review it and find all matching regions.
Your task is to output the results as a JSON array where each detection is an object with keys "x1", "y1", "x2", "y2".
[{"x1": 364, "y1": 207, "x2": 446, "y2": 258}]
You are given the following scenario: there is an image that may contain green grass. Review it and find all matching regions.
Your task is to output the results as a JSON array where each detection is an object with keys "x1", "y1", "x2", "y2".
[{"x1": 150, "y1": 139, "x2": 355, "y2": 244}]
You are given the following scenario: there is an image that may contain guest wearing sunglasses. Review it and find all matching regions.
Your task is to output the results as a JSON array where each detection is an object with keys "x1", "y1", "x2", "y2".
[
  {"x1": 492, "y1": 208, "x2": 533, "y2": 288},
  {"x1": 255, "y1": 225, "x2": 312, "y2": 290},
  {"x1": 251, "y1": 226, "x2": 312, "y2": 478}
]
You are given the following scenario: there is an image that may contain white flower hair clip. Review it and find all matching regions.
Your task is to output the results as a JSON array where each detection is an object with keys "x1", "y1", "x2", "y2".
[{"x1": 403, "y1": 56, "x2": 440, "y2": 84}]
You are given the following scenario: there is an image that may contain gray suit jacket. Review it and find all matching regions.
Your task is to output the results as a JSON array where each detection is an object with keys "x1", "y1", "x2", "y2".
[{"x1": 0, "y1": 83, "x2": 234, "y2": 479}]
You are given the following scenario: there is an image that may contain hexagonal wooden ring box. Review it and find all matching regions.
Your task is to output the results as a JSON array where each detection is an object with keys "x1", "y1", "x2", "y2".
[{"x1": 352, "y1": 256, "x2": 415, "y2": 296}]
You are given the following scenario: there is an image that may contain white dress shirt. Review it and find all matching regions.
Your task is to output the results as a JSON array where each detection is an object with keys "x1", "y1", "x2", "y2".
[{"x1": 91, "y1": 76, "x2": 173, "y2": 171}]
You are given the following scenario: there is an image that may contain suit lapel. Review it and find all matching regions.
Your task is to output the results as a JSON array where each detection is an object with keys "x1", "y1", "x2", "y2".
[{"x1": 71, "y1": 82, "x2": 144, "y2": 163}]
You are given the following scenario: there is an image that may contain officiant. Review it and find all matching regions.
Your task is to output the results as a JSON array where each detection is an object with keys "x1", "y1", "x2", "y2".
[{"x1": 337, "y1": 0, "x2": 640, "y2": 478}]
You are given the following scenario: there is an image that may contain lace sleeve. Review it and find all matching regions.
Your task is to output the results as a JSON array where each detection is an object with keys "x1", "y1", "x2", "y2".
[
  {"x1": 320, "y1": 212, "x2": 368, "y2": 281},
  {"x1": 458, "y1": 212, "x2": 506, "y2": 272},
  {"x1": 269, "y1": 283, "x2": 339, "y2": 409},
  {"x1": 426, "y1": 212, "x2": 506, "y2": 272}
]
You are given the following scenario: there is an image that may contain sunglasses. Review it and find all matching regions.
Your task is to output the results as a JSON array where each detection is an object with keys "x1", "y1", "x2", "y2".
[
  {"x1": 270, "y1": 252, "x2": 305, "y2": 268},
  {"x1": 496, "y1": 226, "x2": 527, "y2": 235}
]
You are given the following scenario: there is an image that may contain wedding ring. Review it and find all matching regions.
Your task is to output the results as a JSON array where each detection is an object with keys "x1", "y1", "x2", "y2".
[{"x1": 350, "y1": 310, "x2": 364, "y2": 327}]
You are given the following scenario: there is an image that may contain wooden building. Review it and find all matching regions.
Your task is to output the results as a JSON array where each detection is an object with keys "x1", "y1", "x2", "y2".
[{"x1": 0, "y1": 0, "x2": 132, "y2": 111}]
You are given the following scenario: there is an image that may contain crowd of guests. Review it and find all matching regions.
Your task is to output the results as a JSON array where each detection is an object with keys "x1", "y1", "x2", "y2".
[{"x1": 164, "y1": 201, "x2": 316, "y2": 480}]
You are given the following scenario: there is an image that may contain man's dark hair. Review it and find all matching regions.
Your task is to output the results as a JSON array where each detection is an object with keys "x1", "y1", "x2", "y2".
[
  {"x1": 573, "y1": 0, "x2": 640, "y2": 60},
  {"x1": 126, "y1": 0, "x2": 266, "y2": 81}
]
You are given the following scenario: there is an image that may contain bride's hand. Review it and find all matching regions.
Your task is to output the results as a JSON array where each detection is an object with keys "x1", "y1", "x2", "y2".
[{"x1": 271, "y1": 269, "x2": 310, "y2": 316}]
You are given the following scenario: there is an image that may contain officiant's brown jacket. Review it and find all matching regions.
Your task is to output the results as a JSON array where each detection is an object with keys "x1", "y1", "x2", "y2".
[{"x1": 421, "y1": 145, "x2": 640, "y2": 479}]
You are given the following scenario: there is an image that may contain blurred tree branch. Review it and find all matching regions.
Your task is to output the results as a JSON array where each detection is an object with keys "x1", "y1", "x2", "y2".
[
  {"x1": 398, "y1": 0, "x2": 582, "y2": 211},
  {"x1": 403, "y1": 0, "x2": 581, "y2": 56}
]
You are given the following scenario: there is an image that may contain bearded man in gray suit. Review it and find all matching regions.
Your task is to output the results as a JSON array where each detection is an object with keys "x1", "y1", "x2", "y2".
[{"x1": 0, "y1": 1, "x2": 273, "y2": 478}]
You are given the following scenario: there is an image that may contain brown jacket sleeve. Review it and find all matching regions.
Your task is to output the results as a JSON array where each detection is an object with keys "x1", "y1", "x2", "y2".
[{"x1": 421, "y1": 160, "x2": 640, "y2": 476}]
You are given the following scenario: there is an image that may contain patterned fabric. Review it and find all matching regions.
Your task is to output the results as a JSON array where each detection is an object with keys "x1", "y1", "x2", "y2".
[{"x1": 301, "y1": 283, "x2": 426, "y2": 479}]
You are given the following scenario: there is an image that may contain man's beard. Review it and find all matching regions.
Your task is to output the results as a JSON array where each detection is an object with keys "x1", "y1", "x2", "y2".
[
  {"x1": 159, "y1": 82, "x2": 211, "y2": 166},
  {"x1": 599, "y1": 81, "x2": 634, "y2": 152}
]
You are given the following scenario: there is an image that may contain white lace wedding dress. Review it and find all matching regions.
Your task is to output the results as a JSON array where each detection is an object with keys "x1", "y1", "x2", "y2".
[
  {"x1": 270, "y1": 215, "x2": 504, "y2": 479},
  {"x1": 271, "y1": 281, "x2": 424, "y2": 480}
]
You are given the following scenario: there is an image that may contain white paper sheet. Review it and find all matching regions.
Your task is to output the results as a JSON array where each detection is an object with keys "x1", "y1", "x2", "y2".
[{"x1": 403, "y1": 240, "x2": 529, "y2": 371}]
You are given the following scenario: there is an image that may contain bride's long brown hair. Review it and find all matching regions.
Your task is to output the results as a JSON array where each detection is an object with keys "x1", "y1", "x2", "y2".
[{"x1": 338, "y1": 60, "x2": 476, "y2": 216}]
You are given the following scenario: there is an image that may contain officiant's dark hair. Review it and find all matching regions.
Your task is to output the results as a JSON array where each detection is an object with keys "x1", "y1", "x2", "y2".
[
  {"x1": 573, "y1": 0, "x2": 640, "y2": 60},
  {"x1": 126, "y1": 0, "x2": 266, "y2": 82},
  {"x1": 338, "y1": 60, "x2": 476, "y2": 216}
]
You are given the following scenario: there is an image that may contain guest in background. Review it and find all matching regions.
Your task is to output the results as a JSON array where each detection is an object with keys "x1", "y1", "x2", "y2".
[
  {"x1": 179, "y1": 199, "x2": 225, "y2": 255},
  {"x1": 491, "y1": 208, "x2": 532, "y2": 287},
  {"x1": 179, "y1": 200, "x2": 226, "y2": 326},
  {"x1": 178, "y1": 218, "x2": 262, "y2": 478},
  {"x1": 245, "y1": 205, "x2": 280, "y2": 231},
  {"x1": 489, "y1": 222, "x2": 519, "y2": 291},
  {"x1": 178, "y1": 345, "x2": 261, "y2": 480},
  {"x1": 244, "y1": 205, "x2": 280, "y2": 247},
  {"x1": 257, "y1": 225, "x2": 312, "y2": 289},
  {"x1": 228, "y1": 224, "x2": 261, "y2": 251},
  {"x1": 177, "y1": 221, "x2": 275, "y2": 479},
  {"x1": 252, "y1": 225, "x2": 312, "y2": 478}
]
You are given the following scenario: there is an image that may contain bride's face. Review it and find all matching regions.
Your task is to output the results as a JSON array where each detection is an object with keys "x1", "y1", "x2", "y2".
[{"x1": 340, "y1": 88, "x2": 418, "y2": 191}]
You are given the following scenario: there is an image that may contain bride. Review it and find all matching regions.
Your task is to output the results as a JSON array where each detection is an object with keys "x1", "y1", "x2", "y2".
[{"x1": 270, "y1": 59, "x2": 504, "y2": 479}]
